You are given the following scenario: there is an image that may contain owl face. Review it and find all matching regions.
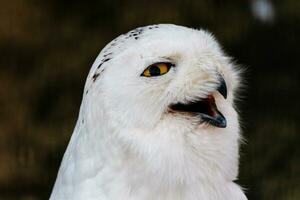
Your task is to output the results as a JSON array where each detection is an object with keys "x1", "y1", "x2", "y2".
[{"x1": 87, "y1": 25, "x2": 239, "y2": 135}]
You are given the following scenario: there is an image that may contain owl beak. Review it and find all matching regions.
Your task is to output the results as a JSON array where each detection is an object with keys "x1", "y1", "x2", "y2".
[
  {"x1": 217, "y1": 75, "x2": 227, "y2": 99},
  {"x1": 198, "y1": 95, "x2": 227, "y2": 128},
  {"x1": 168, "y1": 76, "x2": 228, "y2": 128},
  {"x1": 169, "y1": 94, "x2": 227, "y2": 128}
]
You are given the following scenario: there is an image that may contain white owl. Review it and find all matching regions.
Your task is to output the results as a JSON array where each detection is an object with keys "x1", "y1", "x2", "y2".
[{"x1": 50, "y1": 24, "x2": 247, "y2": 200}]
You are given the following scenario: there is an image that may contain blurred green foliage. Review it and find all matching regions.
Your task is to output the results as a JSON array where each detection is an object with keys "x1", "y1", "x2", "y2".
[{"x1": 0, "y1": 0, "x2": 299, "y2": 199}]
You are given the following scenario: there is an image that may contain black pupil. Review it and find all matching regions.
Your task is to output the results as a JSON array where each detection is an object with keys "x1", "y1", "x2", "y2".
[{"x1": 149, "y1": 65, "x2": 161, "y2": 76}]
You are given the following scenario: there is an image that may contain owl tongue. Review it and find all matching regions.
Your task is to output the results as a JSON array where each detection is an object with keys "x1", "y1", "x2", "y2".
[{"x1": 169, "y1": 94, "x2": 227, "y2": 128}]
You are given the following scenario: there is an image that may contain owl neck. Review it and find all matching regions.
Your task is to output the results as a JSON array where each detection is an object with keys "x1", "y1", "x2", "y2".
[{"x1": 52, "y1": 117, "x2": 242, "y2": 199}]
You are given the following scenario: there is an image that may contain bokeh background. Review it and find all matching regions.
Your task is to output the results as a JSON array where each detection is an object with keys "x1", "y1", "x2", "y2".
[{"x1": 1, "y1": 0, "x2": 299, "y2": 199}]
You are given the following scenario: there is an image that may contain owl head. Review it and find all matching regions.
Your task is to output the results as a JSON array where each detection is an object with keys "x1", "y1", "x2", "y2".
[{"x1": 80, "y1": 24, "x2": 242, "y2": 183}]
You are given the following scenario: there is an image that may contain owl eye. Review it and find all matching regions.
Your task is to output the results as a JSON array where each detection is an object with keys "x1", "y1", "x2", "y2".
[{"x1": 141, "y1": 62, "x2": 173, "y2": 77}]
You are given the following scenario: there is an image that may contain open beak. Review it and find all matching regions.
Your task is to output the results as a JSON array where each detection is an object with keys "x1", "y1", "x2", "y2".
[{"x1": 169, "y1": 76, "x2": 228, "y2": 128}]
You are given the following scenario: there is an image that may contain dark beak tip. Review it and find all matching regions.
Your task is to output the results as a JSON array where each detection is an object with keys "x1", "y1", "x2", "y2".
[
  {"x1": 212, "y1": 113, "x2": 227, "y2": 128},
  {"x1": 200, "y1": 113, "x2": 227, "y2": 128},
  {"x1": 217, "y1": 76, "x2": 227, "y2": 99},
  {"x1": 217, "y1": 117, "x2": 227, "y2": 128}
]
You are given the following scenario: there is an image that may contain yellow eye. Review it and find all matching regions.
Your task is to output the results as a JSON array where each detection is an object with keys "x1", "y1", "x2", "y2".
[{"x1": 141, "y1": 63, "x2": 173, "y2": 77}]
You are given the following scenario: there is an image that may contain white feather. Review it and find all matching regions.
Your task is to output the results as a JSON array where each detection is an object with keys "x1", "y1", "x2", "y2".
[{"x1": 50, "y1": 24, "x2": 247, "y2": 200}]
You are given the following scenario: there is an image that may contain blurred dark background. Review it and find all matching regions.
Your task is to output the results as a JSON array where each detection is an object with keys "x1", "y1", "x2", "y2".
[{"x1": 0, "y1": 0, "x2": 299, "y2": 199}]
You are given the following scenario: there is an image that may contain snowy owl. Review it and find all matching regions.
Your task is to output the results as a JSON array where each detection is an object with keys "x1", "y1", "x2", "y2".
[{"x1": 50, "y1": 24, "x2": 247, "y2": 200}]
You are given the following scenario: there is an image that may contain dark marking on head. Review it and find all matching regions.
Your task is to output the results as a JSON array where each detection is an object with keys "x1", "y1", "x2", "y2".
[
  {"x1": 97, "y1": 62, "x2": 103, "y2": 69},
  {"x1": 124, "y1": 27, "x2": 145, "y2": 40},
  {"x1": 85, "y1": 90, "x2": 89, "y2": 94},
  {"x1": 102, "y1": 58, "x2": 111, "y2": 63},
  {"x1": 103, "y1": 52, "x2": 112, "y2": 57},
  {"x1": 92, "y1": 73, "x2": 100, "y2": 82},
  {"x1": 82, "y1": 119, "x2": 84, "y2": 124},
  {"x1": 97, "y1": 55, "x2": 111, "y2": 69}
]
